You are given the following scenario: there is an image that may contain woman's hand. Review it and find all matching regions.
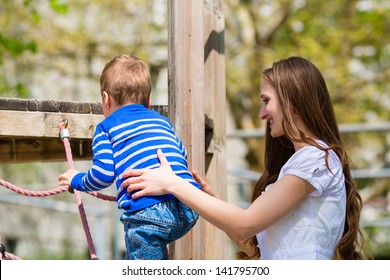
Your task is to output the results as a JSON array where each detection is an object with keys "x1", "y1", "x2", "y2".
[
  {"x1": 192, "y1": 170, "x2": 219, "y2": 198},
  {"x1": 235, "y1": 238, "x2": 260, "y2": 259},
  {"x1": 121, "y1": 149, "x2": 181, "y2": 199}
]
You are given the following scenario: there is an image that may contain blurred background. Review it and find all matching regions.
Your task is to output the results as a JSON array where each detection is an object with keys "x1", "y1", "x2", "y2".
[{"x1": 0, "y1": 0, "x2": 390, "y2": 259}]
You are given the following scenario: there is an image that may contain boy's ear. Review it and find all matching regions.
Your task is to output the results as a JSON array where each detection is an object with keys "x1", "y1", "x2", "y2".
[
  {"x1": 146, "y1": 94, "x2": 152, "y2": 108},
  {"x1": 102, "y1": 91, "x2": 111, "y2": 108}
]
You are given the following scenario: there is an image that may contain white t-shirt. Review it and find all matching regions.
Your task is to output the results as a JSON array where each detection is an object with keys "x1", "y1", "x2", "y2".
[{"x1": 256, "y1": 142, "x2": 346, "y2": 260}]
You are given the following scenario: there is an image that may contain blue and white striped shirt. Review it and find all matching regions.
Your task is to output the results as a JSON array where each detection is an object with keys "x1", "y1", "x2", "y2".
[{"x1": 71, "y1": 104, "x2": 200, "y2": 212}]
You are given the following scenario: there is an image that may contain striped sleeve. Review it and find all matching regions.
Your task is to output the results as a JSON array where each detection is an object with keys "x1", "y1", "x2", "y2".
[{"x1": 70, "y1": 125, "x2": 115, "y2": 191}]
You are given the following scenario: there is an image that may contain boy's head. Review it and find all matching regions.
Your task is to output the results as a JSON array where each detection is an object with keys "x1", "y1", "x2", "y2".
[{"x1": 100, "y1": 54, "x2": 152, "y2": 108}]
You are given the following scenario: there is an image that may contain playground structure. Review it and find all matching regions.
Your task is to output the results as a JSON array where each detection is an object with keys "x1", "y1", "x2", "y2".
[
  {"x1": 0, "y1": 0, "x2": 227, "y2": 259},
  {"x1": 0, "y1": 119, "x2": 116, "y2": 260}
]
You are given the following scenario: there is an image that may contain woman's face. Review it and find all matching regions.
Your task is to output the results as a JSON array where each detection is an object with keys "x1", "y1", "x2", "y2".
[{"x1": 259, "y1": 80, "x2": 284, "y2": 138}]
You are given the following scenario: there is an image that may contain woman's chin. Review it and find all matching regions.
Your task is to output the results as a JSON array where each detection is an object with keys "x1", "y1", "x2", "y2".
[{"x1": 270, "y1": 130, "x2": 284, "y2": 138}]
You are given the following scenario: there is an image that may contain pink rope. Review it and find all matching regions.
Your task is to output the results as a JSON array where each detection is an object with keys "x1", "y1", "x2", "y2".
[
  {"x1": 0, "y1": 121, "x2": 118, "y2": 260},
  {"x1": 86, "y1": 191, "x2": 116, "y2": 202},
  {"x1": 61, "y1": 132, "x2": 99, "y2": 260},
  {"x1": 0, "y1": 179, "x2": 68, "y2": 196},
  {"x1": 0, "y1": 179, "x2": 115, "y2": 201}
]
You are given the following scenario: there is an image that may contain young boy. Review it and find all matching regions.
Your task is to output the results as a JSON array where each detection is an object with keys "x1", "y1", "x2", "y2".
[{"x1": 58, "y1": 54, "x2": 199, "y2": 260}]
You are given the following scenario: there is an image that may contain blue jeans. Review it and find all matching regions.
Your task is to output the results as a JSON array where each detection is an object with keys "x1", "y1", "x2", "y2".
[{"x1": 120, "y1": 198, "x2": 199, "y2": 260}]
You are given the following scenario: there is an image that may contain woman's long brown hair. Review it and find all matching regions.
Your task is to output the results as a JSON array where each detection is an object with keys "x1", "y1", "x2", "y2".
[{"x1": 238, "y1": 57, "x2": 365, "y2": 260}]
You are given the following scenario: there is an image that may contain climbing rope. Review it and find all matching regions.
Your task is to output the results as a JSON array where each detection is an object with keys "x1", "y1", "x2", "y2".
[
  {"x1": 59, "y1": 119, "x2": 100, "y2": 260},
  {"x1": 0, "y1": 179, "x2": 115, "y2": 201},
  {"x1": 0, "y1": 120, "x2": 116, "y2": 260}
]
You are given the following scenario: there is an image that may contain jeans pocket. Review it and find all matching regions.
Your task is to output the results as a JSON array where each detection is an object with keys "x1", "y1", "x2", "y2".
[
  {"x1": 180, "y1": 202, "x2": 199, "y2": 223},
  {"x1": 120, "y1": 200, "x2": 199, "y2": 259},
  {"x1": 124, "y1": 222, "x2": 171, "y2": 260}
]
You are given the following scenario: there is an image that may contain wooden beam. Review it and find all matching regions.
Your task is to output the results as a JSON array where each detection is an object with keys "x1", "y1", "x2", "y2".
[
  {"x1": 0, "y1": 138, "x2": 92, "y2": 163},
  {"x1": 0, "y1": 110, "x2": 104, "y2": 139},
  {"x1": 0, "y1": 97, "x2": 169, "y2": 163},
  {"x1": 168, "y1": 0, "x2": 205, "y2": 260},
  {"x1": 203, "y1": 0, "x2": 228, "y2": 260}
]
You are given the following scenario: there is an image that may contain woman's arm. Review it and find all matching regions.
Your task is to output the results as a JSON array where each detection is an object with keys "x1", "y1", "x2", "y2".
[
  {"x1": 193, "y1": 168, "x2": 258, "y2": 257},
  {"x1": 121, "y1": 149, "x2": 315, "y2": 240}
]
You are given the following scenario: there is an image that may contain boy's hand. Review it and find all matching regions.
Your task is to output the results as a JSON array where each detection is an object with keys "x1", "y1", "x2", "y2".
[{"x1": 58, "y1": 169, "x2": 79, "y2": 188}]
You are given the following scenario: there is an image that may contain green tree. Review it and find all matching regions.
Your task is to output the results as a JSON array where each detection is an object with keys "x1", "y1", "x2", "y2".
[{"x1": 224, "y1": 0, "x2": 390, "y2": 169}]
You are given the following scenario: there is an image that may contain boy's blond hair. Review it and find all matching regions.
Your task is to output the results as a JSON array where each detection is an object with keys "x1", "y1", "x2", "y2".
[{"x1": 100, "y1": 54, "x2": 151, "y2": 106}]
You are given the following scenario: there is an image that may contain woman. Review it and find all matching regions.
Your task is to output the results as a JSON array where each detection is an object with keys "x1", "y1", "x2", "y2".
[{"x1": 121, "y1": 56, "x2": 365, "y2": 260}]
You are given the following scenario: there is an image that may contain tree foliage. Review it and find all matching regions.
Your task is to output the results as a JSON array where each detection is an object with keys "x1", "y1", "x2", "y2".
[
  {"x1": 0, "y1": 0, "x2": 167, "y2": 100},
  {"x1": 223, "y1": 0, "x2": 390, "y2": 172}
]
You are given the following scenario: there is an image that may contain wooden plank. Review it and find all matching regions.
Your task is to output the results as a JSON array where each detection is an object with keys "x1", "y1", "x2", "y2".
[
  {"x1": 0, "y1": 105, "x2": 168, "y2": 140},
  {"x1": 0, "y1": 97, "x2": 103, "y2": 114},
  {"x1": 203, "y1": 0, "x2": 228, "y2": 259},
  {"x1": 0, "y1": 138, "x2": 92, "y2": 163},
  {"x1": 0, "y1": 98, "x2": 168, "y2": 163},
  {"x1": 168, "y1": 0, "x2": 205, "y2": 260},
  {"x1": 0, "y1": 110, "x2": 104, "y2": 139}
]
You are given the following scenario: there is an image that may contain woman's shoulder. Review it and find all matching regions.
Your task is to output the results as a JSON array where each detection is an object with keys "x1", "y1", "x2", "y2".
[
  {"x1": 281, "y1": 141, "x2": 344, "y2": 195},
  {"x1": 282, "y1": 141, "x2": 342, "y2": 180},
  {"x1": 288, "y1": 144, "x2": 326, "y2": 165}
]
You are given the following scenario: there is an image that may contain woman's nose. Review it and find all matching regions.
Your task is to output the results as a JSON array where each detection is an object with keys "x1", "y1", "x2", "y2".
[{"x1": 259, "y1": 107, "x2": 267, "y2": 120}]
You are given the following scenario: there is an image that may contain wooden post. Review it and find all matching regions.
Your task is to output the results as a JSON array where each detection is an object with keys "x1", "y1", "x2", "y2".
[
  {"x1": 168, "y1": 0, "x2": 227, "y2": 259},
  {"x1": 168, "y1": 0, "x2": 205, "y2": 259},
  {"x1": 203, "y1": 0, "x2": 228, "y2": 260}
]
